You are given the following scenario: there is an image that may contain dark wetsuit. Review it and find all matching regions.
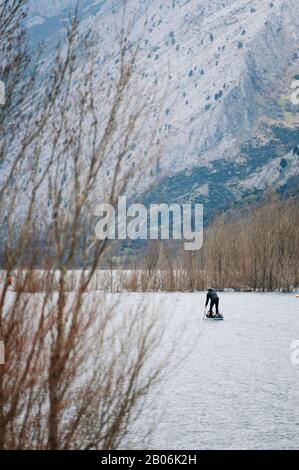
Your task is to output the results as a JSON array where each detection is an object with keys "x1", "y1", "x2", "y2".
[{"x1": 205, "y1": 290, "x2": 219, "y2": 315}]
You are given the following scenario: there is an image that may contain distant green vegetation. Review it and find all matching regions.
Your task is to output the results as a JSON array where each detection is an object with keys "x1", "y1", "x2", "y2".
[{"x1": 137, "y1": 124, "x2": 299, "y2": 226}]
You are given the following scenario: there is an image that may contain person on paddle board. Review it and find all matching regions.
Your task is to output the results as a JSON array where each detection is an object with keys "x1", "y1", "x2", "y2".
[{"x1": 205, "y1": 288, "x2": 220, "y2": 318}]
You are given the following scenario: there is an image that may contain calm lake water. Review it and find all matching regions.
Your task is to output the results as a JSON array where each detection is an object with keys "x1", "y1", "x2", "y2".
[{"x1": 128, "y1": 292, "x2": 299, "y2": 449}]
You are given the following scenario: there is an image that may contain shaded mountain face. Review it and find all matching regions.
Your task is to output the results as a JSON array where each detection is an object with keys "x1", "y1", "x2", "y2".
[{"x1": 26, "y1": 0, "x2": 299, "y2": 221}]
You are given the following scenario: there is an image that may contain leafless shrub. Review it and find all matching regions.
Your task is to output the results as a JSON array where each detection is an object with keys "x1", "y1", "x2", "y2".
[
  {"x1": 0, "y1": 0, "x2": 168, "y2": 450},
  {"x1": 203, "y1": 194, "x2": 299, "y2": 291},
  {"x1": 125, "y1": 195, "x2": 299, "y2": 292}
]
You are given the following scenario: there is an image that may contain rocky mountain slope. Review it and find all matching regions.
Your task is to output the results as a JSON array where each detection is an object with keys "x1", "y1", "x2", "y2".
[{"x1": 27, "y1": 0, "x2": 299, "y2": 221}]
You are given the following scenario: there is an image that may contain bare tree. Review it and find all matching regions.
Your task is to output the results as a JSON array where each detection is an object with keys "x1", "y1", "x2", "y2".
[
  {"x1": 0, "y1": 0, "x2": 168, "y2": 449},
  {"x1": 124, "y1": 195, "x2": 299, "y2": 293}
]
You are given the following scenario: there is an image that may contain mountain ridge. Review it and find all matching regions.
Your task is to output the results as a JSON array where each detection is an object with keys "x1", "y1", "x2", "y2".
[{"x1": 25, "y1": 0, "x2": 299, "y2": 219}]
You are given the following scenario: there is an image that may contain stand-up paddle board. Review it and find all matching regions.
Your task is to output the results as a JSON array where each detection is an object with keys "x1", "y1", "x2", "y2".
[{"x1": 204, "y1": 315, "x2": 224, "y2": 321}]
